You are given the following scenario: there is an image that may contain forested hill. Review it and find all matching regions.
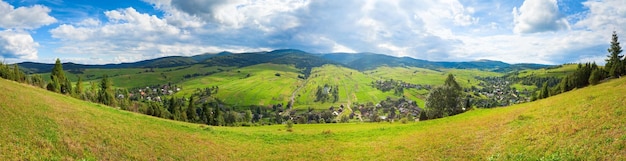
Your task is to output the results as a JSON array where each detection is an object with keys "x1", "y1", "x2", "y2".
[{"x1": 18, "y1": 49, "x2": 551, "y2": 73}]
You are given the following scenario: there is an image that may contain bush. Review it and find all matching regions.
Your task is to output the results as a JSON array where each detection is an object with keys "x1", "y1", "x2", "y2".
[
  {"x1": 400, "y1": 118, "x2": 409, "y2": 124},
  {"x1": 285, "y1": 120, "x2": 294, "y2": 132}
]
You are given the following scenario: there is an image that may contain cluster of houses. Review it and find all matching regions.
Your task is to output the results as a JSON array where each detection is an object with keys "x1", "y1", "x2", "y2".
[
  {"x1": 472, "y1": 77, "x2": 532, "y2": 107},
  {"x1": 371, "y1": 79, "x2": 432, "y2": 92},
  {"x1": 124, "y1": 84, "x2": 182, "y2": 102}
]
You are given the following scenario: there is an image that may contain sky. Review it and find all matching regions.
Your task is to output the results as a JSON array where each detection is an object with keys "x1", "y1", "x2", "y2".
[{"x1": 0, "y1": 0, "x2": 625, "y2": 65}]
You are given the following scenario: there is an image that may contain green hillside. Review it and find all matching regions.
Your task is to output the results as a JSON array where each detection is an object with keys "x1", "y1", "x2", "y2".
[
  {"x1": 293, "y1": 65, "x2": 422, "y2": 109},
  {"x1": 365, "y1": 66, "x2": 503, "y2": 88},
  {"x1": 39, "y1": 64, "x2": 232, "y2": 89},
  {"x1": 2, "y1": 76, "x2": 625, "y2": 160},
  {"x1": 516, "y1": 64, "x2": 578, "y2": 78},
  {"x1": 176, "y1": 63, "x2": 304, "y2": 106}
]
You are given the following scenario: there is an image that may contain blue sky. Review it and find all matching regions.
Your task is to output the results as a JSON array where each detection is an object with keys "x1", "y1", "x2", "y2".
[{"x1": 0, "y1": 0, "x2": 624, "y2": 65}]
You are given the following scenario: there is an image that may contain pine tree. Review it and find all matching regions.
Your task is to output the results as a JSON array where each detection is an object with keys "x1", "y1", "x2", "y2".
[
  {"x1": 186, "y1": 96, "x2": 198, "y2": 122},
  {"x1": 606, "y1": 31, "x2": 624, "y2": 78},
  {"x1": 13, "y1": 64, "x2": 24, "y2": 82},
  {"x1": 97, "y1": 75, "x2": 116, "y2": 106},
  {"x1": 75, "y1": 76, "x2": 83, "y2": 98},
  {"x1": 51, "y1": 59, "x2": 65, "y2": 80},
  {"x1": 589, "y1": 68, "x2": 604, "y2": 85},
  {"x1": 540, "y1": 82, "x2": 549, "y2": 99},
  {"x1": 63, "y1": 78, "x2": 73, "y2": 95},
  {"x1": 48, "y1": 75, "x2": 61, "y2": 92}
]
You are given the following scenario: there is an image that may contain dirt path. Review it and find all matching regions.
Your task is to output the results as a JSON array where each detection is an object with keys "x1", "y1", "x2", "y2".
[{"x1": 289, "y1": 78, "x2": 309, "y2": 109}]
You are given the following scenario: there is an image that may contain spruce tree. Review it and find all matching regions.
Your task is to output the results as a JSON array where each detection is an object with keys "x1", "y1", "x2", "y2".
[
  {"x1": 63, "y1": 78, "x2": 73, "y2": 95},
  {"x1": 51, "y1": 59, "x2": 66, "y2": 82},
  {"x1": 540, "y1": 82, "x2": 549, "y2": 99},
  {"x1": 97, "y1": 74, "x2": 116, "y2": 106},
  {"x1": 606, "y1": 31, "x2": 624, "y2": 78},
  {"x1": 75, "y1": 76, "x2": 83, "y2": 97},
  {"x1": 186, "y1": 96, "x2": 197, "y2": 122},
  {"x1": 589, "y1": 68, "x2": 604, "y2": 85}
]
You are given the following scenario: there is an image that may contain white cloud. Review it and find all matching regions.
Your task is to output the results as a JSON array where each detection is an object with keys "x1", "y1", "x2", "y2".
[
  {"x1": 0, "y1": 0, "x2": 56, "y2": 29},
  {"x1": 42, "y1": 0, "x2": 626, "y2": 65},
  {"x1": 0, "y1": 0, "x2": 56, "y2": 61},
  {"x1": 49, "y1": 7, "x2": 272, "y2": 64},
  {"x1": 513, "y1": 0, "x2": 570, "y2": 34},
  {"x1": 0, "y1": 29, "x2": 38, "y2": 60},
  {"x1": 576, "y1": 0, "x2": 626, "y2": 34}
]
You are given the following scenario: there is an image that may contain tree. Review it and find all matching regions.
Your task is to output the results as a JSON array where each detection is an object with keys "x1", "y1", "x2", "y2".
[
  {"x1": 444, "y1": 74, "x2": 461, "y2": 90},
  {"x1": 50, "y1": 58, "x2": 71, "y2": 94},
  {"x1": 47, "y1": 75, "x2": 61, "y2": 93},
  {"x1": 285, "y1": 120, "x2": 294, "y2": 132},
  {"x1": 97, "y1": 74, "x2": 116, "y2": 106},
  {"x1": 13, "y1": 64, "x2": 24, "y2": 82},
  {"x1": 244, "y1": 110, "x2": 253, "y2": 123},
  {"x1": 589, "y1": 68, "x2": 604, "y2": 85},
  {"x1": 606, "y1": 31, "x2": 624, "y2": 78},
  {"x1": 425, "y1": 74, "x2": 464, "y2": 119},
  {"x1": 186, "y1": 96, "x2": 198, "y2": 122},
  {"x1": 75, "y1": 76, "x2": 83, "y2": 98},
  {"x1": 51, "y1": 58, "x2": 66, "y2": 81},
  {"x1": 215, "y1": 108, "x2": 225, "y2": 126},
  {"x1": 539, "y1": 82, "x2": 549, "y2": 99},
  {"x1": 63, "y1": 77, "x2": 73, "y2": 95}
]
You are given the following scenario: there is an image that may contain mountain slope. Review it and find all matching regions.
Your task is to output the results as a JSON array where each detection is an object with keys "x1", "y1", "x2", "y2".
[
  {"x1": 19, "y1": 49, "x2": 551, "y2": 74},
  {"x1": 2, "y1": 76, "x2": 625, "y2": 160}
]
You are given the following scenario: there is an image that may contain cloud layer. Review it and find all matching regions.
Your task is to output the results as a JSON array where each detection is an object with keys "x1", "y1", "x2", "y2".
[{"x1": 2, "y1": 0, "x2": 625, "y2": 65}]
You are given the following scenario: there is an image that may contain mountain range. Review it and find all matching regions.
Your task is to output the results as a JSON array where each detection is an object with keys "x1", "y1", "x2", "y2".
[{"x1": 18, "y1": 49, "x2": 551, "y2": 73}]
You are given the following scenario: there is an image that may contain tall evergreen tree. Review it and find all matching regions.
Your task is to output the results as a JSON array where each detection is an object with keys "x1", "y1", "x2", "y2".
[
  {"x1": 75, "y1": 76, "x2": 83, "y2": 97},
  {"x1": 97, "y1": 74, "x2": 116, "y2": 106},
  {"x1": 13, "y1": 64, "x2": 24, "y2": 82},
  {"x1": 63, "y1": 78, "x2": 73, "y2": 95},
  {"x1": 540, "y1": 82, "x2": 549, "y2": 99},
  {"x1": 606, "y1": 31, "x2": 624, "y2": 78},
  {"x1": 589, "y1": 68, "x2": 604, "y2": 85},
  {"x1": 51, "y1": 59, "x2": 66, "y2": 82},
  {"x1": 186, "y1": 96, "x2": 198, "y2": 122}
]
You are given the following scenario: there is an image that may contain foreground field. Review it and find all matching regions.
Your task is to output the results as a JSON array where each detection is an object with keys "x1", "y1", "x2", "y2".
[{"x1": 1, "y1": 77, "x2": 625, "y2": 160}]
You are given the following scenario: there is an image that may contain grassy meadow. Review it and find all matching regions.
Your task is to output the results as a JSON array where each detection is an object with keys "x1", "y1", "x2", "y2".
[
  {"x1": 38, "y1": 64, "x2": 233, "y2": 89},
  {"x1": 516, "y1": 64, "x2": 578, "y2": 78},
  {"x1": 175, "y1": 63, "x2": 304, "y2": 106},
  {"x1": 1, "y1": 75, "x2": 625, "y2": 160}
]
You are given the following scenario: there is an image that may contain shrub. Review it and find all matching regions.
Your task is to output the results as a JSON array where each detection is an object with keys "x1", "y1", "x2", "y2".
[
  {"x1": 285, "y1": 120, "x2": 294, "y2": 132},
  {"x1": 400, "y1": 118, "x2": 409, "y2": 124}
]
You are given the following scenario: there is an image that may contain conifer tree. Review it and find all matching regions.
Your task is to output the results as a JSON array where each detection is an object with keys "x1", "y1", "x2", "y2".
[
  {"x1": 606, "y1": 31, "x2": 624, "y2": 78},
  {"x1": 75, "y1": 76, "x2": 83, "y2": 97},
  {"x1": 97, "y1": 74, "x2": 116, "y2": 106},
  {"x1": 186, "y1": 96, "x2": 197, "y2": 122}
]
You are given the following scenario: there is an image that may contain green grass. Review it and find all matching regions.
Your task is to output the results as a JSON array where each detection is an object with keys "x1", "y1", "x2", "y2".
[
  {"x1": 516, "y1": 64, "x2": 578, "y2": 78},
  {"x1": 2, "y1": 75, "x2": 626, "y2": 160},
  {"x1": 293, "y1": 65, "x2": 422, "y2": 109},
  {"x1": 364, "y1": 66, "x2": 503, "y2": 88},
  {"x1": 176, "y1": 63, "x2": 304, "y2": 106},
  {"x1": 39, "y1": 64, "x2": 232, "y2": 89}
]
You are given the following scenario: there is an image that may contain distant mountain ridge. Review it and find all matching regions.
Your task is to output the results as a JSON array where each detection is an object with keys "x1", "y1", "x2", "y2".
[{"x1": 18, "y1": 49, "x2": 551, "y2": 73}]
